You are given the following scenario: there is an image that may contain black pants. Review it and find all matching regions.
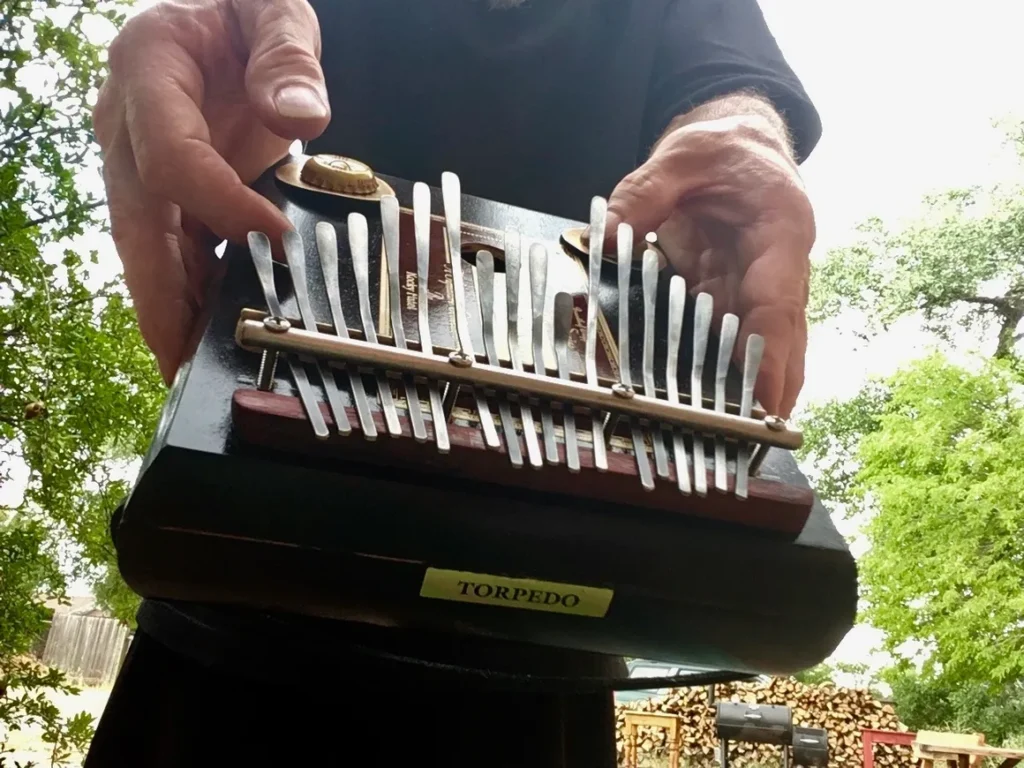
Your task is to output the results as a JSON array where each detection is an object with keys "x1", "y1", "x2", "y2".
[{"x1": 84, "y1": 632, "x2": 617, "y2": 767}]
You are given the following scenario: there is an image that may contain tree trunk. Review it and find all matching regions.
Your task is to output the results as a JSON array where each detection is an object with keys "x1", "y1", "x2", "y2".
[{"x1": 995, "y1": 283, "x2": 1023, "y2": 360}]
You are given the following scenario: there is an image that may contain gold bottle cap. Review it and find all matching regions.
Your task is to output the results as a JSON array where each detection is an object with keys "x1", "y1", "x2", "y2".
[{"x1": 299, "y1": 154, "x2": 378, "y2": 195}]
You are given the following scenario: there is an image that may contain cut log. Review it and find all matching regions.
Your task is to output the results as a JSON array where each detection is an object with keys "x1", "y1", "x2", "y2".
[{"x1": 615, "y1": 677, "x2": 911, "y2": 768}]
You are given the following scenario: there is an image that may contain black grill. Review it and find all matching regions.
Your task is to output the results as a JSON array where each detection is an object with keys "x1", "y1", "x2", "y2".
[
  {"x1": 792, "y1": 726, "x2": 829, "y2": 767},
  {"x1": 715, "y1": 702, "x2": 793, "y2": 745}
]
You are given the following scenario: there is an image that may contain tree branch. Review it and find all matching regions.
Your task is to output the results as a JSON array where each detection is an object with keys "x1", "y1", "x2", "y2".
[
  {"x1": 959, "y1": 295, "x2": 1009, "y2": 310},
  {"x1": 1, "y1": 104, "x2": 46, "y2": 142},
  {"x1": 1, "y1": 199, "x2": 106, "y2": 238}
]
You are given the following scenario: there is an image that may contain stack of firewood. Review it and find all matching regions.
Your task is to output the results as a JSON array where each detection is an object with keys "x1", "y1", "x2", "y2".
[{"x1": 615, "y1": 677, "x2": 910, "y2": 767}]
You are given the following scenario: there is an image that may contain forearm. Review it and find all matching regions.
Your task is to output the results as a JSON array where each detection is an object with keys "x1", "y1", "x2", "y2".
[{"x1": 658, "y1": 90, "x2": 796, "y2": 161}]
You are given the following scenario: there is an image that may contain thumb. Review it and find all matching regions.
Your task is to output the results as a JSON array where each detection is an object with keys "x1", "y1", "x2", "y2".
[
  {"x1": 605, "y1": 155, "x2": 680, "y2": 248},
  {"x1": 237, "y1": 0, "x2": 331, "y2": 141}
]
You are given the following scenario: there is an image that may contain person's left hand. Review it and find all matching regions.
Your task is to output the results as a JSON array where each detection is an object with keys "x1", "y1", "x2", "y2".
[{"x1": 606, "y1": 113, "x2": 816, "y2": 419}]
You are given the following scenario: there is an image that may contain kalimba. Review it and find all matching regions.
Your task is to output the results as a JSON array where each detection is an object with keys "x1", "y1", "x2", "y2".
[{"x1": 112, "y1": 153, "x2": 856, "y2": 683}]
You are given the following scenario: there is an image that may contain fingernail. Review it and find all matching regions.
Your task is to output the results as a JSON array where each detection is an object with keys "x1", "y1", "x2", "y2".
[{"x1": 274, "y1": 85, "x2": 328, "y2": 120}]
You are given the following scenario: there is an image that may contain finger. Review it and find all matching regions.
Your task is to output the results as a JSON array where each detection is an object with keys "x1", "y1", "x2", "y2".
[
  {"x1": 234, "y1": 0, "x2": 330, "y2": 140},
  {"x1": 606, "y1": 127, "x2": 724, "y2": 239},
  {"x1": 605, "y1": 157, "x2": 682, "y2": 242},
  {"x1": 779, "y1": 310, "x2": 807, "y2": 419},
  {"x1": 220, "y1": 122, "x2": 293, "y2": 185},
  {"x1": 104, "y1": 121, "x2": 196, "y2": 384},
  {"x1": 92, "y1": 78, "x2": 120, "y2": 149},
  {"x1": 651, "y1": 210, "x2": 706, "y2": 281},
  {"x1": 735, "y1": 239, "x2": 808, "y2": 417},
  {"x1": 120, "y1": 33, "x2": 291, "y2": 245},
  {"x1": 180, "y1": 213, "x2": 221, "y2": 309},
  {"x1": 736, "y1": 305, "x2": 793, "y2": 418}
]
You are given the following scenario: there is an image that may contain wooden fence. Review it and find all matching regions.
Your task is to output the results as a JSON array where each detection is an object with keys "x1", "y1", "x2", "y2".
[{"x1": 41, "y1": 610, "x2": 130, "y2": 687}]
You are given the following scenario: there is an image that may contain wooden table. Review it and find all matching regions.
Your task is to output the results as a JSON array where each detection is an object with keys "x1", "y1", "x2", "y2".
[
  {"x1": 914, "y1": 740, "x2": 1024, "y2": 768},
  {"x1": 623, "y1": 712, "x2": 683, "y2": 768}
]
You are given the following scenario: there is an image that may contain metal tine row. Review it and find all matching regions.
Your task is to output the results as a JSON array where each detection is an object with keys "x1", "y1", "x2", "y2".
[
  {"x1": 248, "y1": 232, "x2": 329, "y2": 440},
  {"x1": 248, "y1": 177, "x2": 769, "y2": 496},
  {"x1": 314, "y1": 222, "x2": 377, "y2": 439},
  {"x1": 281, "y1": 230, "x2": 352, "y2": 437},
  {"x1": 248, "y1": 228, "x2": 394, "y2": 440},
  {"x1": 476, "y1": 242, "x2": 581, "y2": 472},
  {"x1": 599, "y1": 212, "x2": 768, "y2": 499}
]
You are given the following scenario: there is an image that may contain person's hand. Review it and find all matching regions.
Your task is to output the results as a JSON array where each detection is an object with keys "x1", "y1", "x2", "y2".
[
  {"x1": 93, "y1": 0, "x2": 330, "y2": 384},
  {"x1": 606, "y1": 114, "x2": 816, "y2": 419}
]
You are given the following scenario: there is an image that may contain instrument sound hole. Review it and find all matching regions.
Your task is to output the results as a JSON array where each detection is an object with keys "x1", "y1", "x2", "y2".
[{"x1": 461, "y1": 243, "x2": 506, "y2": 272}]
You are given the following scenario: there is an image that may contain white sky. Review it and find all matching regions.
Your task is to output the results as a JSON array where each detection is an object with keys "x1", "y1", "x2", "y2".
[
  {"x1": 760, "y1": 0, "x2": 1024, "y2": 680},
  {"x1": 5, "y1": 0, "x2": 1024, "y2": 680}
]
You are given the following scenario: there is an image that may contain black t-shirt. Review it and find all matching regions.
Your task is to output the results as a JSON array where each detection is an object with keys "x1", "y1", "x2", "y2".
[
  {"x1": 302, "y1": 0, "x2": 820, "y2": 221},
  {"x1": 137, "y1": 0, "x2": 821, "y2": 676}
]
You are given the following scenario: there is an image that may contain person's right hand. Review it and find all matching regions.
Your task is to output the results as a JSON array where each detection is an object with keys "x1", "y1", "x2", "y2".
[{"x1": 93, "y1": 0, "x2": 330, "y2": 384}]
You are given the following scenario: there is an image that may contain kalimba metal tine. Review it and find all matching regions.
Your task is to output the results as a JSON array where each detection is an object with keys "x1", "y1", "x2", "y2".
[
  {"x1": 282, "y1": 230, "x2": 352, "y2": 436},
  {"x1": 529, "y1": 242, "x2": 559, "y2": 464},
  {"x1": 586, "y1": 197, "x2": 608, "y2": 473},
  {"x1": 554, "y1": 292, "x2": 580, "y2": 473},
  {"x1": 413, "y1": 183, "x2": 450, "y2": 454},
  {"x1": 642, "y1": 247, "x2": 669, "y2": 479},
  {"x1": 736, "y1": 333, "x2": 765, "y2": 500},
  {"x1": 314, "y1": 221, "x2": 377, "y2": 440},
  {"x1": 348, "y1": 213, "x2": 402, "y2": 437},
  {"x1": 615, "y1": 224, "x2": 653, "y2": 491},
  {"x1": 382, "y1": 195, "x2": 428, "y2": 443},
  {"x1": 246, "y1": 232, "x2": 329, "y2": 440},
  {"x1": 440, "y1": 172, "x2": 500, "y2": 450},
  {"x1": 666, "y1": 275, "x2": 691, "y2": 494},
  {"x1": 691, "y1": 291, "x2": 713, "y2": 496},
  {"x1": 505, "y1": 232, "x2": 543, "y2": 469},
  {"x1": 714, "y1": 313, "x2": 739, "y2": 492},
  {"x1": 615, "y1": 224, "x2": 634, "y2": 393},
  {"x1": 478, "y1": 250, "x2": 523, "y2": 468}
]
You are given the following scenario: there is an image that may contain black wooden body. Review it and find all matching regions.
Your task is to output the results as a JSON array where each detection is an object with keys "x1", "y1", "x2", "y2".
[{"x1": 113, "y1": 162, "x2": 857, "y2": 679}]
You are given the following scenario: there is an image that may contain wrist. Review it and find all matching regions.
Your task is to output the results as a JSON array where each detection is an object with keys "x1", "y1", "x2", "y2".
[{"x1": 659, "y1": 91, "x2": 795, "y2": 161}]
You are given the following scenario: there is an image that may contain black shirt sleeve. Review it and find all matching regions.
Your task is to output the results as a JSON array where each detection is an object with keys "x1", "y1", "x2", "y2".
[{"x1": 641, "y1": 0, "x2": 822, "y2": 163}]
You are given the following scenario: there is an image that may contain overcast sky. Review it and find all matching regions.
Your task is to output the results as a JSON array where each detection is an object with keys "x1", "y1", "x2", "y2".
[{"x1": 759, "y1": 0, "x2": 1024, "y2": 678}]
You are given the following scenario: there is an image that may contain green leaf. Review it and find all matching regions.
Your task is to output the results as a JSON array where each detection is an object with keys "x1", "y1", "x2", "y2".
[{"x1": 2, "y1": 0, "x2": 145, "y2": 759}]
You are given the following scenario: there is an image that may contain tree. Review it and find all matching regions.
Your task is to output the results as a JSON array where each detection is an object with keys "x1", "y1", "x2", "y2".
[
  {"x1": 1, "y1": 521, "x2": 94, "y2": 765},
  {"x1": 885, "y1": 664, "x2": 1024, "y2": 746},
  {"x1": 2, "y1": 0, "x2": 159, "y2": 763},
  {"x1": 801, "y1": 124, "x2": 1024, "y2": 740},
  {"x1": 809, "y1": 123, "x2": 1024, "y2": 362},
  {"x1": 804, "y1": 354, "x2": 1024, "y2": 684}
]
